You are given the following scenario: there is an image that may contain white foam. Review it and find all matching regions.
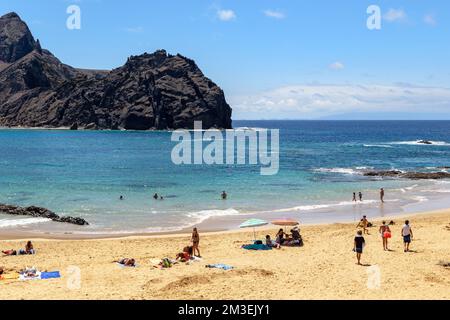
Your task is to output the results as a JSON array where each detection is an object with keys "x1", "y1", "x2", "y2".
[
  {"x1": 363, "y1": 144, "x2": 393, "y2": 148},
  {"x1": 273, "y1": 199, "x2": 379, "y2": 213},
  {"x1": 313, "y1": 168, "x2": 360, "y2": 175},
  {"x1": 186, "y1": 208, "x2": 247, "y2": 225},
  {"x1": 389, "y1": 140, "x2": 450, "y2": 146},
  {"x1": 411, "y1": 196, "x2": 429, "y2": 203},
  {"x1": 0, "y1": 217, "x2": 51, "y2": 228}
]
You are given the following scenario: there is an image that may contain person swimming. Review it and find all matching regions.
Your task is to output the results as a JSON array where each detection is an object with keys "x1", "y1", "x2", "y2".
[
  {"x1": 221, "y1": 191, "x2": 227, "y2": 200},
  {"x1": 153, "y1": 193, "x2": 158, "y2": 200},
  {"x1": 119, "y1": 195, "x2": 124, "y2": 200}
]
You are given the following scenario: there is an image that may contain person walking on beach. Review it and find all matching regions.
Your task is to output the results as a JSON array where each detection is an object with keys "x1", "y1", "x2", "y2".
[
  {"x1": 380, "y1": 188, "x2": 385, "y2": 203},
  {"x1": 191, "y1": 228, "x2": 201, "y2": 257},
  {"x1": 354, "y1": 230, "x2": 365, "y2": 265},
  {"x1": 379, "y1": 221, "x2": 391, "y2": 251},
  {"x1": 357, "y1": 215, "x2": 369, "y2": 235},
  {"x1": 352, "y1": 192, "x2": 357, "y2": 202},
  {"x1": 359, "y1": 192, "x2": 363, "y2": 201},
  {"x1": 402, "y1": 220, "x2": 413, "y2": 252}
]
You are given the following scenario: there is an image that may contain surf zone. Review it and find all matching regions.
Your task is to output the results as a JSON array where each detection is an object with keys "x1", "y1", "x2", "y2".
[{"x1": 171, "y1": 121, "x2": 279, "y2": 175}]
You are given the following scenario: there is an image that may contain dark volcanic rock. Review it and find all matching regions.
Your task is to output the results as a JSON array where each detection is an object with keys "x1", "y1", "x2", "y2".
[
  {"x1": 0, "y1": 12, "x2": 232, "y2": 130},
  {"x1": 0, "y1": 203, "x2": 89, "y2": 226},
  {"x1": 364, "y1": 170, "x2": 450, "y2": 180},
  {"x1": 418, "y1": 140, "x2": 433, "y2": 145},
  {"x1": 0, "y1": 12, "x2": 38, "y2": 63}
]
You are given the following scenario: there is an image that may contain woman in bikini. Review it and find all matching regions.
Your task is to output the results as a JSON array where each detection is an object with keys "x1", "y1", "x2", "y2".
[
  {"x1": 191, "y1": 228, "x2": 201, "y2": 257},
  {"x1": 379, "y1": 221, "x2": 391, "y2": 251}
]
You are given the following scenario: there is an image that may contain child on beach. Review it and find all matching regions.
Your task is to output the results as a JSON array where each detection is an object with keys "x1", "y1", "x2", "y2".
[
  {"x1": 265, "y1": 235, "x2": 280, "y2": 249},
  {"x1": 402, "y1": 220, "x2": 413, "y2": 252},
  {"x1": 191, "y1": 228, "x2": 201, "y2": 257},
  {"x1": 353, "y1": 230, "x2": 365, "y2": 265},
  {"x1": 379, "y1": 221, "x2": 391, "y2": 251}
]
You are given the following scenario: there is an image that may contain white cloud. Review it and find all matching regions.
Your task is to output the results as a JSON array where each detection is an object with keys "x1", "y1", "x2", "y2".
[
  {"x1": 383, "y1": 8, "x2": 406, "y2": 22},
  {"x1": 264, "y1": 10, "x2": 285, "y2": 19},
  {"x1": 229, "y1": 84, "x2": 450, "y2": 119},
  {"x1": 329, "y1": 62, "x2": 345, "y2": 70},
  {"x1": 217, "y1": 9, "x2": 236, "y2": 21},
  {"x1": 424, "y1": 14, "x2": 437, "y2": 26}
]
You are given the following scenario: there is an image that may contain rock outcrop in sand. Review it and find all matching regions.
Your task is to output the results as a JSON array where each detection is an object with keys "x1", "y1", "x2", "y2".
[{"x1": 0, "y1": 12, "x2": 232, "y2": 130}]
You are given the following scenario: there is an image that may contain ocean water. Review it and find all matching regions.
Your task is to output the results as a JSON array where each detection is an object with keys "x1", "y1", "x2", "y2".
[{"x1": 1, "y1": 120, "x2": 450, "y2": 235}]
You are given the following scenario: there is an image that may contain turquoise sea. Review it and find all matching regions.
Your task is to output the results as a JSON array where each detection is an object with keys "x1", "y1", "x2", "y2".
[{"x1": 1, "y1": 120, "x2": 450, "y2": 236}]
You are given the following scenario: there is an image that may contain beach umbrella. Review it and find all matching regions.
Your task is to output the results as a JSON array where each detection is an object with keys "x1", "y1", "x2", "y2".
[
  {"x1": 239, "y1": 218, "x2": 268, "y2": 240},
  {"x1": 271, "y1": 218, "x2": 299, "y2": 232}
]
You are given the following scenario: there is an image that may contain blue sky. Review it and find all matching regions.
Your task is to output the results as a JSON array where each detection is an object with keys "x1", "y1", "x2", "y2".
[{"x1": 1, "y1": 0, "x2": 450, "y2": 119}]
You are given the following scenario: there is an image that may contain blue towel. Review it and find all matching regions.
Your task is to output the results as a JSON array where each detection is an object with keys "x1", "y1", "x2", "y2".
[
  {"x1": 206, "y1": 264, "x2": 234, "y2": 270},
  {"x1": 242, "y1": 244, "x2": 272, "y2": 250},
  {"x1": 40, "y1": 271, "x2": 61, "y2": 279}
]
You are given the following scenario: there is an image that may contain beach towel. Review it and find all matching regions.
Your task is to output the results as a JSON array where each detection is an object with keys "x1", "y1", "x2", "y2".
[
  {"x1": 0, "y1": 273, "x2": 19, "y2": 281},
  {"x1": 116, "y1": 262, "x2": 138, "y2": 268},
  {"x1": 19, "y1": 271, "x2": 41, "y2": 281},
  {"x1": 40, "y1": 271, "x2": 61, "y2": 279},
  {"x1": 206, "y1": 264, "x2": 234, "y2": 271},
  {"x1": 242, "y1": 244, "x2": 272, "y2": 250}
]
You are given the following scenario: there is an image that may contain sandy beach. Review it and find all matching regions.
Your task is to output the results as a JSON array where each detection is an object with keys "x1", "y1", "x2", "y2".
[{"x1": 0, "y1": 209, "x2": 449, "y2": 300}]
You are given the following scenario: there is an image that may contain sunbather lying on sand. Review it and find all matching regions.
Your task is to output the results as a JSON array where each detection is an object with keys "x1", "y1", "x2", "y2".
[
  {"x1": 176, "y1": 246, "x2": 193, "y2": 262},
  {"x1": 2, "y1": 241, "x2": 36, "y2": 256},
  {"x1": 116, "y1": 258, "x2": 136, "y2": 267},
  {"x1": 2, "y1": 249, "x2": 17, "y2": 256}
]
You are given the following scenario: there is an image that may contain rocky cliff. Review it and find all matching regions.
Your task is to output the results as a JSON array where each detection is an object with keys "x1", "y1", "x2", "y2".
[{"x1": 0, "y1": 12, "x2": 232, "y2": 130}]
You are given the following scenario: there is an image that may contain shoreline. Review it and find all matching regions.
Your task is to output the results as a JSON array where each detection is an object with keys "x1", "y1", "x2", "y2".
[{"x1": 1, "y1": 207, "x2": 448, "y2": 241}]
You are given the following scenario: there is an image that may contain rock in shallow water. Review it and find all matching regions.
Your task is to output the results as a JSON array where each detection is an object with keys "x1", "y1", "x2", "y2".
[
  {"x1": 0, "y1": 203, "x2": 89, "y2": 226},
  {"x1": 364, "y1": 171, "x2": 450, "y2": 180}
]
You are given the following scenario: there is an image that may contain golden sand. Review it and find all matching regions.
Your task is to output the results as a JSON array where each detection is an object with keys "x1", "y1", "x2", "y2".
[{"x1": 0, "y1": 210, "x2": 449, "y2": 300}]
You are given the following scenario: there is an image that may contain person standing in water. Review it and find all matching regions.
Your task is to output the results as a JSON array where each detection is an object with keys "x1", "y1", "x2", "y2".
[
  {"x1": 380, "y1": 188, "x2": 385, "y2": 203},
  {"x1": 191, "y1": 228, "x2": 201, "y2": 257},
  {"x1": 221, "y1": 191, "x2": 227, "y2": 200},
  {"x1": 379, "y1": 221, "x2": 391, "y2": 251},
  {"x1": 354, "y1": 230, "x2": 365, "y2": 265},
  {"x1": 402, "y1": 220, "x2": 413, "y2": 252},
  {"x1": 153, "y1": 193, "x2": 158, "y2": 200},
  {"x1": 352, "y1": 192, "x2": 357, "y2": 202},
  {"x1": 359, "y1": 192, "x2": 363, "y2": 201}
]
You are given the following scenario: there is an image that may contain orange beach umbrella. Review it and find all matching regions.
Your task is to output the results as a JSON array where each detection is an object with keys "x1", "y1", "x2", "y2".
[{"x1": 271, "y1": 219, "x2": 299, "y2": 226}]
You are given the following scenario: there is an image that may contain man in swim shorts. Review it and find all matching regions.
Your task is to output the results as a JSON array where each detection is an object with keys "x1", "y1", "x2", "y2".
[{"x1": 401, "y1": 220, "x2": 413, "y2": 252}]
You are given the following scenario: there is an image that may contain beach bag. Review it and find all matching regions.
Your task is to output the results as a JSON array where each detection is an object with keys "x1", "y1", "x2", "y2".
[{"x1": 162, "y1": 258, "x2": 172, "y2": 268}]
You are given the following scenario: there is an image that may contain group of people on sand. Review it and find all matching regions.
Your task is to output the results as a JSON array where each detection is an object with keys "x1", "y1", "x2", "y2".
[
  {"x1": 352, "y1": 188, "x2": 385, "y2": 203},
  {"x1": 2, "y1": 241, "x2": 35, "y2": 256},
  {"x1": 354, "y1": 219, "x2": 414, "y2": 265},
  {"x1": 265, "y1": 227, "x2": 303, "y2": 249},
  {"x1": 115, "y1": 227, "x2": 202, "y2": 267}
]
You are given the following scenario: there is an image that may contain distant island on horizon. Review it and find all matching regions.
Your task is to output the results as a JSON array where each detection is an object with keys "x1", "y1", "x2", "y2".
[{"x1": 0, "y1": 12, "x2": 232, "y2": 130}]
